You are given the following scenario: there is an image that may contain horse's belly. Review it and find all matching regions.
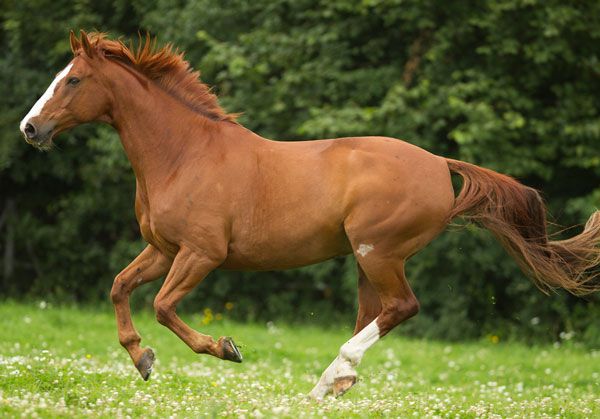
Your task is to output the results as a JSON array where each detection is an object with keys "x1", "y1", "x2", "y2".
[{"x1": 220, "y1": 226, "x2": 352, "y2": 271}]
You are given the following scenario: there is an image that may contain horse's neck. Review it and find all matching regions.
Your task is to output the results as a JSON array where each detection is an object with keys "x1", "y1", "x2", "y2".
[{"x1": 110, "y1": 80, "x2": 215, "y2": 186}]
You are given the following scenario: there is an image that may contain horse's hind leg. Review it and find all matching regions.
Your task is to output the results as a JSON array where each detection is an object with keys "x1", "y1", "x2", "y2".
[
  {"x1": 354, "y1": 263, "x2": 382, "y2": 335},
  {"x1": 152, "y1": 247, "x2": 243, "y2": 363},
  {"x1": 309, "y1": 264, "x2": 382, "y2": 399},
  {"x1": 110, "y1": 245, "x2": 171, "y2": 380},
  {"x1": 309, "y1": 257, "x2": 418, "y2": 399}
]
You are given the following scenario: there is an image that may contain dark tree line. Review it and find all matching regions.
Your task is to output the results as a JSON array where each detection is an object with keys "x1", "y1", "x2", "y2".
[{"x1": 1, "y1": 0, "x2": 599, "y2": 344}]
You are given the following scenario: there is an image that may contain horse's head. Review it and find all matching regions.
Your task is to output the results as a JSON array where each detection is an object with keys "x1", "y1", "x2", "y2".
[{"x1": 20, "y1": 31, "x2": 113, "y2": 150}]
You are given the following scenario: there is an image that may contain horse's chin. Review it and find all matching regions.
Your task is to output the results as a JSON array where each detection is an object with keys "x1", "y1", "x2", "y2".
[
  {"x1": 34, "y1": 139, "x2": 54, "y2": 151},
  {"x1": 25, "y1": 133, "x2": 55, "y2": 151}
]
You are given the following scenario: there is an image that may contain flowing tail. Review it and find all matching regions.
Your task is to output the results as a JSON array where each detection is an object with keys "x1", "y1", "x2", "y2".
[{"x1": 446, "y1": 158, "x2": 600, "y2": 296}]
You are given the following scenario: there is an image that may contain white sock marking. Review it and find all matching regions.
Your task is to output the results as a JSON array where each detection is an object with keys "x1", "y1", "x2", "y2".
[
  {"x1": 20, "y1": 63, "x2": 73, "y2": 134},
  {"x1": 339, "y1": 319, "x2": 380, "y2": 363},
  {"x1": 309, "y1": 318, "x2": 381, "y2": 399}
]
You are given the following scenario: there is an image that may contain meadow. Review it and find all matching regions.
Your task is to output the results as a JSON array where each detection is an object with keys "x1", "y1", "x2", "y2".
[{"x1": 0, "y1": 302, "x2": 598, "y2": 418}]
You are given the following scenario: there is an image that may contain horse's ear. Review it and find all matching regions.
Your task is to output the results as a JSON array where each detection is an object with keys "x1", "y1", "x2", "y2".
[
  {"x1": 69, "y1": 30, "x2": 80, "y2": 54},
  {"x1": 79, "y1": 30, "x2": 95, "y2": 58}
]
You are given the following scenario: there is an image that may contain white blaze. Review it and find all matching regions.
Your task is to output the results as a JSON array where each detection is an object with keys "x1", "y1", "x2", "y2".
[{"x1": 20, "y1": 63, "x2": 73, "y2": 134}]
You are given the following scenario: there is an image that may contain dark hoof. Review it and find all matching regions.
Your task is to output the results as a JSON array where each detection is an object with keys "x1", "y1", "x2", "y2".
[
  {"x1": 333, "y1": 375, "x2": 357, "y2": 397},
  {"x1": 135, "y1": 348, "x2": 155, "y2": 381},
  {"x1": 221, "y1": 337, "x2": 243, "y2": 363}
]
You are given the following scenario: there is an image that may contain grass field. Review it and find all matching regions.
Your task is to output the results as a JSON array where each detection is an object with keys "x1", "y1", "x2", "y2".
[{"x1": 0, "y1": 302, "x2": 598, "y2": 418}]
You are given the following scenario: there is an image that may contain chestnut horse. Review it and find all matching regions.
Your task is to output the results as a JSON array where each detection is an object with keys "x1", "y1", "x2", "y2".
[{"x1": 20, "y1": 31, "x2": 600, "y2": 399}]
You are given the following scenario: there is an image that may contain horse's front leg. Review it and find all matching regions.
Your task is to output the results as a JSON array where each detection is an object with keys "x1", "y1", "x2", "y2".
[
  {"x1": 153, "y1": 246, "x2": 242, "y2": 363},
  {"x1": 110, "y1": 245, "x2": 172, "y2": 380}
]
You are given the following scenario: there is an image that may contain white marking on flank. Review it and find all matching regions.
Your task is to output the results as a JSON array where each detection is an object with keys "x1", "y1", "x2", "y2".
[
  {"x1": 20, "y1": 63, "x2": 73, "y2": 134},
  {"x1": 356, "y1": 243, "x2": 374, "y2": 257}
]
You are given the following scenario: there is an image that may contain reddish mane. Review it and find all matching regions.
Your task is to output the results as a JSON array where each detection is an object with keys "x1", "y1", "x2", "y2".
[{"x1": 72, "y1": 32, "x2": 237, "y2": 122}]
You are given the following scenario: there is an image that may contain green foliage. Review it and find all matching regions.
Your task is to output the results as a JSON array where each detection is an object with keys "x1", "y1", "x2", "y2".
[{"x1": 1, "y1": 0, "x2": 599, "y2": 343}]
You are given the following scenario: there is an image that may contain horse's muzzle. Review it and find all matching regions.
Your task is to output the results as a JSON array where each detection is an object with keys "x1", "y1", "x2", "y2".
[{"x1": 21, "y1": 120, "x2": 55, "y2": 149}]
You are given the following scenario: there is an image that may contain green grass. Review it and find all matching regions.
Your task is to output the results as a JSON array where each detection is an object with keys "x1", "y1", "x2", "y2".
[{"x1": 0, "y1": 302, "x2": 598, "y2": 418}]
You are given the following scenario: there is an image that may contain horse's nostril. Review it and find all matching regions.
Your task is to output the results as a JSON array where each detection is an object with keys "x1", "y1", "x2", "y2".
[{"x1": 24, "y1": 122, "x2": 37, "y2": 139}]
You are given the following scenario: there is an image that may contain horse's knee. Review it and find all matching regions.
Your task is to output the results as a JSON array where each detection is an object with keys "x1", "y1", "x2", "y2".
[
  {"x1": 379, "y1": 297, "x2": 419, "y2": 332},
  {"x1": 110, "y1": 275, "x2": 128, "y2": 304},
  {"x1": 392, "y1": 297, "x2": 419, "y2": 321},
  {"x1": 402, "y1": 297, "x2": 420, "y2": 319},
  {"x1": 153, "y1": 297, "x2": 172, "y2": 326}
]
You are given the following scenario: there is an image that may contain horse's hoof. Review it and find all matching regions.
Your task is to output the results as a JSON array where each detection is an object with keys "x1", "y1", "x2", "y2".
[
  {"x1": 135, "y1": 347, "x2": 155, "y2": 381},
  {"x1": 221, "y1": 337, "x2": 243, "y2": 363},
  {"x1": 333, "y1": 375, "x2": 357, "y2": 397}
]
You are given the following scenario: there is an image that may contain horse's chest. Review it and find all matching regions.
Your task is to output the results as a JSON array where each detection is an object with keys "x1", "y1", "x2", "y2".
[
  {"x1": 135, "y1": 197, "x2": 179, "y2": 257},
  {"x1": 138, "y1": 211, "x2": 154, "y2": 243}
]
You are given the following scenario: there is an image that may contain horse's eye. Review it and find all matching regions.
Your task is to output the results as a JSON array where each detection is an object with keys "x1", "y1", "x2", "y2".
[{"x1": 67, "y1": 77, "x2": 80, "y2": 86}]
